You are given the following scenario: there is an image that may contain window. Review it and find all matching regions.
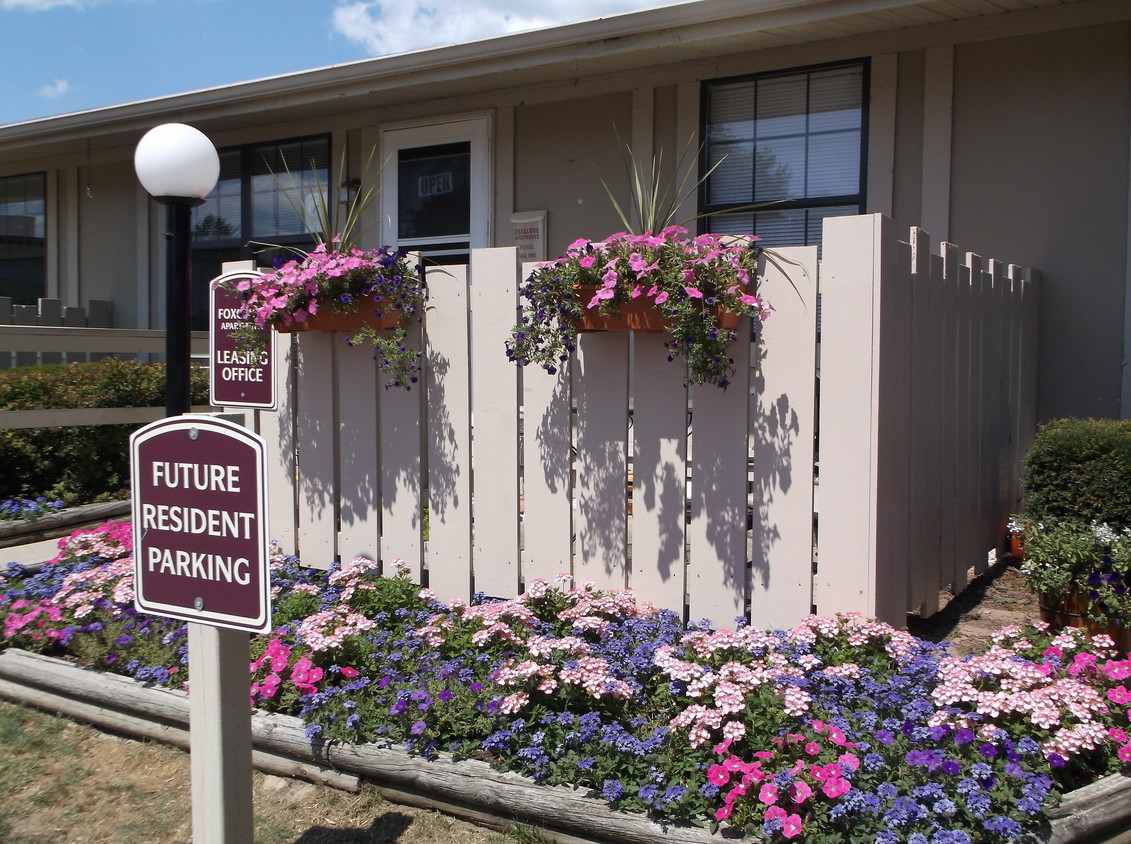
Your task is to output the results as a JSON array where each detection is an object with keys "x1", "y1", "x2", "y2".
[
  {"x1": 189, "y1": 135, "x2": 329, "y2": 328},
  {"x1": 701, "y1": 62, "x2": 866, "y2": 248},
  {"x1": 0, "y1": 172, "x2": 46, "y2": 305}
]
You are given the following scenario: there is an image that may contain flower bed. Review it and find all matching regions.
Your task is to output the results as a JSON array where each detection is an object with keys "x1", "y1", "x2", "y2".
[{"x1": 4, "y1": 522, "x2": 1131, "y2": 842}]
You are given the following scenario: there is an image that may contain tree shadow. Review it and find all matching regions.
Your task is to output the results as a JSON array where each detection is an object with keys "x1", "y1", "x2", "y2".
[{"x1": 748, "y1": 328, "x2": 802, "y2": 600}]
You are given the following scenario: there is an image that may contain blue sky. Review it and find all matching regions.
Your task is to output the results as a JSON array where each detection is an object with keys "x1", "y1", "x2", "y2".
[{"x1": 2, "y1": 0, "x2": 680, "y2": 126}]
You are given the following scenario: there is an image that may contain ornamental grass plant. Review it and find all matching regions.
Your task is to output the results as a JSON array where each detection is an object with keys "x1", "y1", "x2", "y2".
[{"x1": 5, "y1": 522, "x2": 1131, "y2": 843}]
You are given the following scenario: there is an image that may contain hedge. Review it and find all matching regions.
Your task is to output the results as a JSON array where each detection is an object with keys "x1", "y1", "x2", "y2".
[{"x1": 1021, "y1": 417, "x2": 1131, "y2": 529}]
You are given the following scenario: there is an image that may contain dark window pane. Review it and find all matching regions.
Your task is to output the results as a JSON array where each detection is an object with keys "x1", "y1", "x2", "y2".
[
  {"x1": 0, "y1": 172, "x2": 46, "y2": 304},
  {"x1": 193, "y1": 149, "x2": 242, "y2": 242},
  {"x1": 398, "y1": 142, "x2": 471, "y2": 241},
  {"x1": 252, "y1": 137, "x2": 329, "y2": 239}
]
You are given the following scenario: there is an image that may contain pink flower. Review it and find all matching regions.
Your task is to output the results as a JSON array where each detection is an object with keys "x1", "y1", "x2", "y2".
[
  {"x1": 788, "y1": 780, "x2": 813, "y2": 805},
  {"x1": 1119, "y1": 742, "x2": 1131, "y2": 763},
  {"x1": 684, "y1": 285, "x2": 703, "y2": 298},
  {"x1": 822, "y1": 776, "x2": 851, "y2": 799},
  {"x1": 715, "y1": 803, "x2": 732, "y2": 821},
  {"x1": 804, "y1": 742, "x2": 821, "y2": 756},
  {"x1": 1109, "y1": 685, "x2": 1131, "y2": 705},
  {"x1": 764, "y1": 805, "x2": 787, "y2": 823},
  {"x1": 579, "y1": 255, "x2": 596, "y2": 268},
  {"x1": 707, "y1": 764, "x2": 730, "y2": 786},
  {"x1": 341, "y1": 666, "x2": 359, "y2": 679},
  {"x1": 782, "y1": 814, "x2": 804, "y2": 839},
  {"x1": 758, "y1": 783, "x2": 779, "y2": 805},
  {"x1": 654, "y1": 291, "x2": 669, "y2": 305}
]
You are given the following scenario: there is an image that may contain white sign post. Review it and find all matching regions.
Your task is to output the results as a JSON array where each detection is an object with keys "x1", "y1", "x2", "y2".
[{"x1": 130, "y1": 414, "x2": 270, "y2": 843}]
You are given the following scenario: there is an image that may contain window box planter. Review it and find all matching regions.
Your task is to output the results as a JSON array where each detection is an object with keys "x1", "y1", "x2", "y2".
[
  {"x1": 572, "y1": 284, "x2": 743, "y2": 334},
  {"x1": 275, "y1": 309, "x2": 401, "y2": 335}
]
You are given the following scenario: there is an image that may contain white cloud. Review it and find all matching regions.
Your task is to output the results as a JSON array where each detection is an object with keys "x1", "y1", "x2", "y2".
[
  {"x1": 37, "y1": 78, "x2": 70, "y2": 98},
  {"x1": 331, "y1": 0, "x2": 665, "y2": 55},
  {"x1": 2, "y1": 0, "x2": 83, "y2": 9}
]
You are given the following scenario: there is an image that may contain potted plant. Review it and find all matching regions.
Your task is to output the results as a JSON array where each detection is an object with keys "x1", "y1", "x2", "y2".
[
  {"x1": 505, "y1": 132, "x2": 774, "y2": 389},
  {"x1": 1014, "y1": 518, "x2": 1131, "y2": 650},
  {"x1": 505, "y1": 227, "x2": 768, "y2": 389},
  {"x1": 228, "y1": 242, "x2": 426, "y2": 389},
  {"x1": 222, "y1": 150, "x2": 427, "y2": 389}
]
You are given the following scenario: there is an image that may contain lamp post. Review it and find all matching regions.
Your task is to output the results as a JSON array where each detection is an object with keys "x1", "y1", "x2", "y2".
[
  {"x1": 134, "y1": 123, "x2": 219, "y2": 417},
  {"x1": 135, "y1": 124, "x2": 257, "y2": 844}
]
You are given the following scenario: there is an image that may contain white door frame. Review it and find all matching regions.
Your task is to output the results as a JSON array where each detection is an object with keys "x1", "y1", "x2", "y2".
[{"x1": 379, "y1": 115, "x2": 492, "y2": 255}]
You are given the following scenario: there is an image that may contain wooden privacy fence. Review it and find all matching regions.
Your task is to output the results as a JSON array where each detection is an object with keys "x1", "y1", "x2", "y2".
[{"x1": 230, "y1": 213, "x2": 1038, "y2": 631}]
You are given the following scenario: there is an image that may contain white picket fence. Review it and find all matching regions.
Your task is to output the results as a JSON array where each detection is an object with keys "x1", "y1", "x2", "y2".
[{"x1": 230, "y1": 213, "x2": 1038, "y2": 631}]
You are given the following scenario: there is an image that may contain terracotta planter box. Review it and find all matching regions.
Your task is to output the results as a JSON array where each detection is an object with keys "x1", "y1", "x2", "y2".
[
  {"x1": 573, "y1": 285, "x2": 742, "y2": 334},
  {"x1": 276, "y1": 308, "x2": 399, "y2": 334},
  {"x1": 1039, "y1": 590, "x2": 1131, "y2": 652}
]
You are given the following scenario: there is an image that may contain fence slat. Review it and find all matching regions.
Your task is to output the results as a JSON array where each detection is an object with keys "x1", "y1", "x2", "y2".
[
  {"x1": 295, "y1": 331, "x2": 339, "y2": 569},
  {"x1": 261, "y1": 334, "x2": 297, "y2": 555},
  {"x1": 378, "y1": 326, "x2": 424, "y2": 580},
  {"x1": 519, "y1": 271, "x2": 574, "y2": 588},
  {"x1": 574, "y1": 332, "x2": 630, "y2": 591},
  {"x1": 688, "y1": 335, "x2": 751, "y2": 629},
  {"x1": 630, "y1": 334, "x2": 688, "y2": 615},
  {"x1": 469, "y1": 248, "x2": 522, "y2": 599},
  {"x1": 750, "y1": 246, "x2": 818, "y2": 630},
  {"x1": 425, "y1": 265, "x2": 474, "y2": 602},
  {"x1": 337, "y1": 341, "x2": 381, "y2": 565},
  {"x1": 817, "y1": 214, "x2": 910, "y2": 626}
]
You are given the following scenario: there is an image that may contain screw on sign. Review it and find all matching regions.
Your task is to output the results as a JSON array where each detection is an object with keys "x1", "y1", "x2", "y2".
[{"x1": 130, "y1": 415, "x2": 271, "y2": 633}]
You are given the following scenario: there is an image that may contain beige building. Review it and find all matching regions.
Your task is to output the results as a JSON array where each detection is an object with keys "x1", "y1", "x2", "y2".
[{"x1": 0, "y1": 0, "x2": 1128, "y2": 422}]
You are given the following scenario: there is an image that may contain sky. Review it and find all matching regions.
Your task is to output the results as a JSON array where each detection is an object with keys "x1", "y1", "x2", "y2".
[{"x1": 2, "y1": 0, "x2": 685, "y2": 126}]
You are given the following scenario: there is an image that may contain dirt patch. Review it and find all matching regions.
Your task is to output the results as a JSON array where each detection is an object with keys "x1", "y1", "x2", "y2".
[
  {"x1": 907, "y1": 556, "x2": 1040, "y2": 657},
  {"x1": 0, "y1": 701, "x2": 520, "y2": 844}
]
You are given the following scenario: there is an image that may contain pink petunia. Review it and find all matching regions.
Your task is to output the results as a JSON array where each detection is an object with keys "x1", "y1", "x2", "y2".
[
  {"x1": 1119, "y1": 743, "x2": 1131, "y2": 763},
  {"x1": 1109, "y1": 685, "x2": 1131, "y2": 705},
  {"x1": 788, "y1": 780, "x2": 813, "y2": 805},
  {"x1": 758, "y1": 783, "x2": 779, "y2": 805},
  {"x1": 707, "y1": 764, "x2": 730, "y2": 786},
  {"x1": 782, "y1": 814, "x2": 804, "y2": 839},
  {"x1": 822, "y1": 776, "x2": 851, "y2": 799}
]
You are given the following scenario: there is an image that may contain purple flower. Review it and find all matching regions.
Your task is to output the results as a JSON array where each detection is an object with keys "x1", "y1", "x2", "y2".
[
  {"x1": 410, "y1": 720, "x2": 426, "y2": 735},
  {"x1": 979, "y1": 743, "x2": 998, "y2": 758}
]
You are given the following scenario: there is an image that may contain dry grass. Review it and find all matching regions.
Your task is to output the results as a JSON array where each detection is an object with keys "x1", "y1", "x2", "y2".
[{"x1": 0, "y1": 700, "x2": 549, "y2": 844}]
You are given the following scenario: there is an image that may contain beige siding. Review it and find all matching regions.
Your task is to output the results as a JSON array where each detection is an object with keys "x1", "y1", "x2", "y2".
[
  {"x1": 79, "y1": 159, "x2": 140, "y2": 325},
  {"x1": 513, "y1": 93, "x2": 632, "y2": 255},
  {"x1": 949, "y1": 23, "x2": 1131, "y2": 420}
]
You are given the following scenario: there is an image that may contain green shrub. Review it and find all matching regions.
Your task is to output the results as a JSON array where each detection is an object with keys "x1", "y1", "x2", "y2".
[
  {"x1": 1021, "y1": 417, "x2": 1131, "y2": 529},
  {"x1": 0, "y1": 358, "x2": 210, "y2": 505}
]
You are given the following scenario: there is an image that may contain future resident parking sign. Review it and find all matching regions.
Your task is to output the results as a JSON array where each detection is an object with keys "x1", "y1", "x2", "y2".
[{"x1": 130, "y1": 415, "x2": 271, "y2": 633}]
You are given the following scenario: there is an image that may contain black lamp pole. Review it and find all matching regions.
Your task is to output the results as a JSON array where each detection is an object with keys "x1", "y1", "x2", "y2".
[{"x1": 164, "y1": 199, "x2": 196, "y2": 417}]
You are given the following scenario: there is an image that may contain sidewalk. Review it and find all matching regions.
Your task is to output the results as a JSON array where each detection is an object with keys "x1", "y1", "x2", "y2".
[{"x1": 2, "y1": 537, "x2": 62, "y2": 568}]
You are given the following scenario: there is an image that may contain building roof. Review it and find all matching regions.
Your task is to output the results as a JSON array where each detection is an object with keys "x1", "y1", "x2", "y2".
[{"x1": 0, "y1": 0, "x2": 1107, "y2": 154}]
